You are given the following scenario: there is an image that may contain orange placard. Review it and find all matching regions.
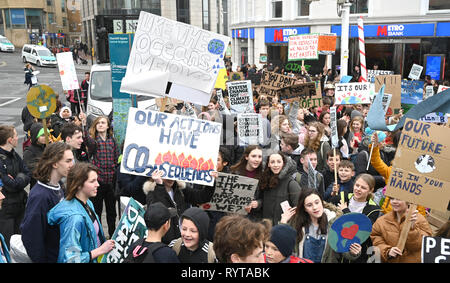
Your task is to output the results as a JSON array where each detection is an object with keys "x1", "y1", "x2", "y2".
[{"x1": 318, "y1": 35, "x2": 337, "y2": 52}]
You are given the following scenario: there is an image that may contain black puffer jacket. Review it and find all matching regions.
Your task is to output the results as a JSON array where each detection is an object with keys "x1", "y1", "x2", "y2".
[{"x1": 23, "y1": 123, "x2": 45, "y2": 188}]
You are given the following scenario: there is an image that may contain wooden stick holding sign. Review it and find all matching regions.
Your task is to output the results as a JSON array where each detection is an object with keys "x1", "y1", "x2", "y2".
[
  {"x1": 330, "y1": 107, "x2": 339, "y2": 185},
  {"x1": 396, "y1": 204, "x2": 418, "y2": 252}
]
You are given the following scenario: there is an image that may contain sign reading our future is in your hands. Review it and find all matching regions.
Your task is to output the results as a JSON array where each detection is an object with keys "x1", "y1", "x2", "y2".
[{"x1": 121, "y1": 108, "x2": 222, "y2": 186}]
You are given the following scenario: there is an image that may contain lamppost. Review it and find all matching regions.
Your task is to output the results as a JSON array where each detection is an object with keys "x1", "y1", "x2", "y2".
[{"x1": 337, "y1": 0, "x2": 354, "y2": 77}]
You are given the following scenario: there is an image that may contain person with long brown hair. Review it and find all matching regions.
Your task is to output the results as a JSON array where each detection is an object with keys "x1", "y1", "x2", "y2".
[
  {"x1": 20, "y1": 142, "x2": 73, "y2": 263},
  {"x1": 303, "y1": 122, "x2": 331, "y2": 171},
  {"x1": 80, "y1": 114, "x2": 120, "y2": 238},
  {"x1": 47, "y1": 162, "x2": 115, "y2": 263},
  {"x1": 253, "y1": 151, "x2": 301, "y2": 225}
]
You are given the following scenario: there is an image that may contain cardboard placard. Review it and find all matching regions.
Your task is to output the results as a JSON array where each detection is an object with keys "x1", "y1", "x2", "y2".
[
  {"x1": 237, "y1": 113, "x2": 263, "y2": 146},
  {"x1": 401, "y1": 80, "x2": 424, "y2": 105},
  {"x1": 26, "y1": 85, "x2": 57, "y2": 119},
  {"x1": 259, "y1": 71, "x2": 296, "y2": 97},
  {"x1": 288, "y1": 34, "x2": 319, "y2": 61},
  {"x1": 201, "y1": 173, "x2": 259, "y2": 215},
  {"x1": 121, "y1": 108, "x2": 222, "y2": 186},
  {"x1": 374, "y1": 75, "x2": 402, "y2": 111},
  {"x1": 227, "y1": 80, "x2": 254, "y2": 113},
  {"x1": 386, "y1": 118, "x2": 450, "y2": 211},
  {"x1": 102, "y1": 198, "x2": 147, "y2": 263},
  {"x1": 318, "y1": 34, "x2": 337, "y2": 55},
  {"x1": 229, "y1": 72, "x2": 244, "y2": 81},
  {"x1": 422, "y1": 236, "x2": 450, "y2": 263},
  {"x1": 367, "y1": 69, "x2": 394, "y2": 83},
  {"x1": 279, "y1": 82, "x2": 318, "y2": 103},
  {"x1": 334, "y1": 82, "x2": 372, "y2": 104}
]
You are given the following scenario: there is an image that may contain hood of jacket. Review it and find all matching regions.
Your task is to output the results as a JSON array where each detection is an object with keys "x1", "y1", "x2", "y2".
[
  {"x1": 48, "y1": 198, "x2": 87, "y2": 226},
  {"x1": 278, "y1": 157, "x2": 298, "y2": 181},
  {"x1": 142, "y1": 179, "x2": 186, "y2": 195},
  {"x1": 29, "y1": 123, "x2": 44, "y2": 145},
  {"x1": 180, "y1": 207, "x2": 210, "y2": 245}
]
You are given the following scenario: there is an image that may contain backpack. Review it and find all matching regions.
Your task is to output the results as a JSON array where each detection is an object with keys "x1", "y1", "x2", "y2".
[
  {"x1": 123, "y1": 239, "x2": 166, "y2": 263},
  {"x1": 171, "y1": 238, "x2": 216, "y2": 263}
]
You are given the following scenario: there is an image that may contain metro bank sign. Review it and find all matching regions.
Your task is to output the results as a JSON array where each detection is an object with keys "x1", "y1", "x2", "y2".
[
  {"x1": 265, "y1": 27, "x2": 310, "y2": 43},
  {"x1": 331, "y1": 23, "x2": 435, "y2": 38}
]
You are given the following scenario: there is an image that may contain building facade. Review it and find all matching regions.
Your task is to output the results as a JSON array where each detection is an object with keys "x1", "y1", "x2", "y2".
[
  {"x1": 81, "y1": 0, "x2": 231, "y2": 63},
  {"x1": 230, "y1": 0, "x2": 450, "y2": 79},
  {"x1": 0, "y1": 0, "x2": 81, "y2": 47}
]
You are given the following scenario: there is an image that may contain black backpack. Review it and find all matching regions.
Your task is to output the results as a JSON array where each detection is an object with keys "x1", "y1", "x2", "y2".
[{"x1": 123, "y1": 239, "x2": 166, "y2": 263}]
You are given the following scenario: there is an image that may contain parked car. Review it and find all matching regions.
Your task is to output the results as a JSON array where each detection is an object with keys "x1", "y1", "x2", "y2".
[
  {"x1": 86, "y1": 63, "x2": 158, "y2": 127},
  {"x1": 22, "y1": 44, "x2": 57, "y2": 67},
  {"x1": 0, "y1": 35, "x2": 15, "y2": 52}
]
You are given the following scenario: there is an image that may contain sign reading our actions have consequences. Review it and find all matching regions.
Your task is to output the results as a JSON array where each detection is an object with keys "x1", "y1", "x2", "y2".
[
  {"x1": 386, "y1": 118, "x2": 450, "y2": 211},
  {"x1": 202, "y1": 173, "x2": 259, "y2": 215},
  {"x1": 121, "y1": 108, "x2": 222, "y2": 186}
]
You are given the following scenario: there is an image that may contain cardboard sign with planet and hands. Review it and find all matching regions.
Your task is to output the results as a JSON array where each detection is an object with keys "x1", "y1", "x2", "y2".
[{"x1": 328, "y1": 213, "x2": 373, "y2": 253}]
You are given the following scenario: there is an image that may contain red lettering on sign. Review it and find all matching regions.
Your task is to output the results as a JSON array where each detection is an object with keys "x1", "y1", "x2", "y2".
[
  {"x1": 377, "y1": 26, "x2": 387, "y2": 36},
  {"x1": 274, "y1": 29, "x2": 283, "y2": 42}
]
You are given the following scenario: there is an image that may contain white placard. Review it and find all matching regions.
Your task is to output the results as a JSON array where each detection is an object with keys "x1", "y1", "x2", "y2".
[
  {"x1": 288, "y1": 34, "x2": 319, "y2": 61},
  {"x1": 334, "y1": 82, "x2": 372, "y2": 104},
  {"x1": 227, "y1": 80, "x2": 254, "y2": 113},
  {"x1": 408, "y1": 64, "x2": 423, "y2": 80},
  {"x1": 121, "y1": 108, "x2": 222, "y2": 186},
  {"x1": 56, "y1": 52, "x2": 79, "y2": 91},
  {"x1": 237, "y1": 113, "x2": 263, "y2": 146}
]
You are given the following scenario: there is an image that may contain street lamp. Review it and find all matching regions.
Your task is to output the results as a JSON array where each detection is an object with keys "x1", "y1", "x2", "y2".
[{"x1": 337, "y1": 0, "x2": 354, "y2": 77}]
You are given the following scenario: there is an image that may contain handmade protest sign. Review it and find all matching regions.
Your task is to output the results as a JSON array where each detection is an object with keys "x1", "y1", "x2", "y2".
[
  {"x1": 229, "y1": 72, "x2": 244, "y2": 81},
  {"x1": 214, "y1": 68, "x2": 229, "y2": 89},
  {"x1": 437, "y1": 85, "x2": 449, "y2": 94},
  {"x1": 237, "y1": 113, "x2": 263, "y2": 146},
  {"x1": 227, "y1": 80, "x2": 254, "y2": 113},
  {"x1": 408, "y1": 64, "x2": 423, "y2": 80},
  {"x1": 424, "y1": 85, "x2": 435, "y2": 100},
  {"x1": 334, "y1": 82, "x2": 372, "y2": 104},
  {"x1": 216, "y1": 89, "x2": 231, "y2": 115},
  {"x1": 386, "y1": 118, "x2": 450, "y2": 211},
  {"x1": 121, "y1": 108, "x2": 222, "y2": 186},
  {"x1": 366, "y1": 86, "x2": 397, "y2": 132},
  {"x1": 285, "y1": 62, "x2": 311, "y2": 73},
  {"x1": 288, "y1": 34, "x2": 319, "y2": 61},
  {"x1": 420, "y1": 112, "x2": 448, "y2": 124},
  {"x1": 26, "y1": 85, "x2": 57, "y2": 144},
  {"x1": 259, "y1": 71, "x2": 296, "y2": 97},
  {"x1": 328, "y1": 213, "x2": 372, "y2": 253},
  {"x1": 201, "y1": 173, "x2": 259, "y2": 215},
  {"x1": 375, "y1": 75, "x2": 401, "y2": 112},
  {"x1": 56, "y1": 52, "x2": 79, "y2": 91},
  {"x1": 120, "y1": 11, "x2": 230, "y2": 105},
  {"x1": 422, "y1": 236, "x2": 450, "y2": 263},
  {"x1": 401, "y1": 80, "x2": 424, "y2": 105},
  {"x1": 318, "y1": 33, "x2": 337, "y2": 55},
  {"x1": 367, "y1": 70, "x2": 393, "y2": 83},
  {"x1": 279, "y1": 82, "x2": 316, "y2": 103},
  {"x1": 381, "y1": 93, "x2": 392, "y2": 115},
  {"x1": 330, "y1": 107, "x2": 338, "y2": 148},
  {"x1": 102, "y1": 197, "x2": 147, "y2": 263}
]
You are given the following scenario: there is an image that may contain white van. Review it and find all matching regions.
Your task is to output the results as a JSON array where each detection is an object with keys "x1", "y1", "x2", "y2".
[
  {"x1": 0, "y1": 35, "x2": 14, "y2": 52},
  {"x1": 86, "y1": 63, "x2": 157, "y2": 126},
  {"x1": 21, "y1": 44, "x2": 57, "y2": 67}
]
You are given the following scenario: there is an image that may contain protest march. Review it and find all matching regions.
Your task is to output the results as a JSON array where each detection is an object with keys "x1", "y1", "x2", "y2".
[{"x1": 1, "y1": 5, "x2": 450, "y2": 271}]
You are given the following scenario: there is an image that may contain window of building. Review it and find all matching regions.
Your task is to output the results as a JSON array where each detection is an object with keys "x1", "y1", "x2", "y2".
[
  {"x1": 140, "y1": 0, "x2": 161, "y2": 15},
  {"x1": 10, "y1": 9, "x2": 26, "y2": 29},
  {"x1": 297, "y1": 0, "x2": 310, "y2": 16},
  {"x1": 429, "y1": 0, "x2": 450, "y2": 10},
  {"x1": 61, "y1": 0, "x2": 66, "y2": 12},
  {"x1": 47, "y1": 0, "x2": 54, "y2": 6},
  {"x1": 202, "y1": 0, "x2": 210, "y2": 30},
  {"x1": 62, "y1": 17, "x2": 67, "y2": 27},
  {"x1": 26, "y1": 9, "x2": 43, "y2": 30},
  {"x1": 350, "y1": 0, "x2": 368, "y2": 14},
  {"x1": 177, "y1": 0, "x2": 190, "y2": 24},
  {"x1": 272, "y1": 0, "x2": 282, "y2": 18},
  {"x1": 4, "y1": 9, "x2": 11, "y2": 28}
]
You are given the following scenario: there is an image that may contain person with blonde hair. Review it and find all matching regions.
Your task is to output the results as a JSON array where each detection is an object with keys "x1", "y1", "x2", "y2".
[
  {"x1": 47, "y1": 162, "x2": 115, "y2": 263},
  {"x1": 303, "y1": 122, "x2": 330, "y2": 171}
]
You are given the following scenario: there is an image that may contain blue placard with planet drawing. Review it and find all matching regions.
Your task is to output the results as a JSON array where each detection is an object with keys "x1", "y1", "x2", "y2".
[{"x1": 328, "y1": 213, "x2": 373, "y2": 253}]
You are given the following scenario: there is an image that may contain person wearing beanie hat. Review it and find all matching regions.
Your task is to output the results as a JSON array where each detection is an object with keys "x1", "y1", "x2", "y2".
[
  {"x1": 168, "y1": 207, "x2": 216, "y2": 263},
  {"x1": 23, "y1": 122, "x2": 48, "y2": 188},
  {"x1": 265, "y1": 224, "x2": 313, "y2": 263}
]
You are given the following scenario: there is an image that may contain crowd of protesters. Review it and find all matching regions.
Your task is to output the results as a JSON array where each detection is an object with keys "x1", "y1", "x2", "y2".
[{"x1": 1, "y1": 60, "x2": 449, "y2": 264}]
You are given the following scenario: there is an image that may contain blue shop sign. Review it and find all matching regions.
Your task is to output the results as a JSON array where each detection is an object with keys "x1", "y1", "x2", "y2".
[
  {"x1": 331, "y1": 23, "x2": 435, "y2": 38},
  {"x1": 10, "y1": 9, "x2": 26, "y2": 25},
  {"x1": 436, "y1": 22, "x2": 450, "y2": 36},
  {"x1": 265, "y1": 27, "x2": 310, "y2": 43},
  {"x1": 232, "y1": 28, "x2": 255, "y2": 39}
]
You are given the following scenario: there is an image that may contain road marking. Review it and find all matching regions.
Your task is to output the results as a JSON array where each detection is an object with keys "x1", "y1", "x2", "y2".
[
  {"x1": 0, "y1": 61, "x2": 6, "y2": 67},
  {"x1": 0, "y1": 97, "x2": 21, "y2": 107}
]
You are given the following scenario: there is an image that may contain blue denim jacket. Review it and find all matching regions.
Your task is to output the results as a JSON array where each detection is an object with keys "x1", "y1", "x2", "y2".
[{"x1": 48, "y1": 199, "x2": 106, "y2": 263}]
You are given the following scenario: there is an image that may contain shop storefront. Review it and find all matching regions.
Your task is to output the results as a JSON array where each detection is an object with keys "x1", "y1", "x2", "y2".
[
  {"x1": 231, "y1": 28, "x2": 254, "y2": 66},
  {"x1": 264, "y1": 26, "x2": 309, "y2": 67},
  {"x1": 332, "y1": 22, "x2": 450, "y2": 80}
]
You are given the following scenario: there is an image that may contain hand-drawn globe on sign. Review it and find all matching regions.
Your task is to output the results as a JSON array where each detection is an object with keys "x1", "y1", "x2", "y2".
[
  {"x1": 26, "y1": 85, "x2": 57, "y2": 119},
  {"x1": 208, "y1": 39, "x2": 225, "y2": 55},
  {"x1": 341, "y1": 96, "x2": 362, "y2": 104},
  {"x1": 328, "y1": 213, "x2": 372, "y2": 253}
]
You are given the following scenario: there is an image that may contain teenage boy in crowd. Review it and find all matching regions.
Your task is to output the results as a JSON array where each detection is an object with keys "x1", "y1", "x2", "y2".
[
  {"x1": 124, "y1": 202, "x2": 179, "y2": 263},
  {"x1": 280, "y1": 132, "x2": 304, "y2": 172},
  {"x1": 321, "y1": 149, "x2": 342, "y2": 192},
  {"x1": 61, "y1": 123, "x2": 89, "y2": 163},
  {"x1": 297, "y1": 148, "x2": 325, "y2": 197},
  {"x1": 0, "y1": 125, "x2": 31, "y2": 246},
  {"x1": 324, "y1": 160, "x2": 355, "y2": 202}
]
